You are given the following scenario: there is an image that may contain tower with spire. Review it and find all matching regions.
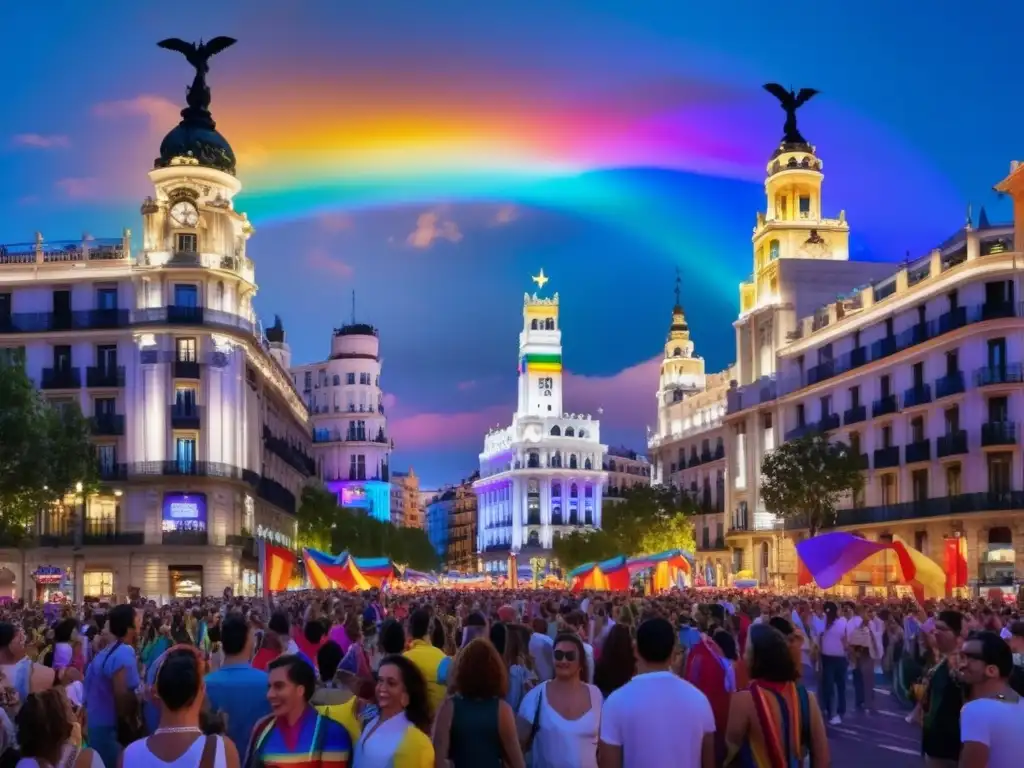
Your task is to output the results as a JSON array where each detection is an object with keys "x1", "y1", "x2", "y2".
[{"x1": 655, "y1": 271, "x2": 706, "y2": 437}]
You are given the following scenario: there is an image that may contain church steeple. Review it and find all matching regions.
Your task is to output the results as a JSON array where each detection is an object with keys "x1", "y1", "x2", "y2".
[
  {"x1": 668, "y1": 269, "x2": 690, "y2": 342},
  {"x1": 657, "y1": 271, "x2": 703, "y2": 415}
]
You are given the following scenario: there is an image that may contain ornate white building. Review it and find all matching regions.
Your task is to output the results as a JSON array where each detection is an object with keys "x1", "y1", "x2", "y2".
[
  {"x1": 0, "y1": 52, "x2": 309, "y2": 602},
  {"x1": 474, "y1": 272, "x2": 607, "y2": 575},
  {"x1": 291, "y1": 323, "x2": 392, "y2": 522}
]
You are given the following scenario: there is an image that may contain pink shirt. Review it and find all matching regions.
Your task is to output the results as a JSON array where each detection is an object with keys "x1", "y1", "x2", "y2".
[{"x1": 329, "y1": 625, "x2": 351, "y2": 654}]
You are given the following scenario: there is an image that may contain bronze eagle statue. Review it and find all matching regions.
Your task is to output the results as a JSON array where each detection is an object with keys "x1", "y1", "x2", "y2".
[
  {"x1": 763, "y1": 83, "x2": 819, "y2": 145},
  {"x1": 158, "y1": 37, "x2": 237, "y2": 112}
]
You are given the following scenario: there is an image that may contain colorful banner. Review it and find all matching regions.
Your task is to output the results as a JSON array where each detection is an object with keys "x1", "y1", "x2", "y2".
[
  {"x1": 519, "y1": 352, "x2": 562, "y2": 374},
  {"x1": 303, "y1": 548, "x2": 394, "y2": 591},
  {"x1": 260, "y1": 540, "x2": 297, "y2": 597},
  {"x1": 567, "y1": 550, "x2": 693, "y2": 592},
  {"x1": 796, "y1": 532, "x2": 945, "y2": 602},
  {"x1": 944, "y1": 536, "x2": 968, "y2": 595}
]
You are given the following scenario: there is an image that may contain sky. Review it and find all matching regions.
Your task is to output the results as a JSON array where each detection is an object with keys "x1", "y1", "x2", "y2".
[{"x1": 3, "y1": 1, "x2": 1021, "y2": 487}]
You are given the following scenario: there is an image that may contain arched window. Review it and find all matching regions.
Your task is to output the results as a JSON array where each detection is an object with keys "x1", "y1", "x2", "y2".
[
  {"x1": 552, "y1": 505, "x2": 563, "y2": 524},
  {"x1": 527, "y1": 452, "x2": 540, "y2": 468},
  {"x1": 673, "y1": 347, "x2": 682, "y2": 357},
  {"x1": 565, "y1": 427, "x2": 575, "y2": 437},
  {"x1": 569, "y1": 454, "x2": 578, "y2": 469},
  {"x1": 545, "y1": 318, "x2": 555, "y2": 330},
  {"x1": 570, "y1": 484, "x2": 578, "y2": 499},
  {"x1": 551, "y1": 452, "x2": 562, "y2": 468},
  {"x1": 550, "y1": 425, "x2": 561, "y2": 436},
  {"x1": 527, "y1": 530, "x2": 540, "y2": 547},
  {"x1": 531, "y1": 319, "x2": 538, "y2": 330},
  {"x1": 585, "y1": 485, "x2": 593, "y2": 498},
  {"x1": 769, "y1": 240, "x2": 780, "y2": 261},
  {"x1": 584, "y1": 457, "x2": 592, "y2": 470},
  {"x1": 551, "y1": 482, "x2": 562, "y2": 497},
  {"x1": 578, "y1": 429, "x2": 587, "y2": 438},
  {"x1": 332, "y1": 374, "x2": 340, "y2": 386}
]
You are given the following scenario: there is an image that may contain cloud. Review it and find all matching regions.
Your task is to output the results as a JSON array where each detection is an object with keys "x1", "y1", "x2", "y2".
[
  {"x1": 388, "y1": 356, "x2": 662, "y2": 452},
  {"x1": 12, "y1": 133, "x2": 69, "y2": 149},
  {"x1": 319, "y1": 213, "x2": 353, "y2": 233},
  {"x1": 456, "y1": 380, "x2": 477, "y2": 392},
  {"x1": 493, "y1": 205, "x2": 519, "y2": 225},
  {"x1": 306, "y1": 247, "x2": 354, "y2": 278},
  {"x1": 55, "y1": 177, "x2": 100, "y2": 200},
  {"x1": 406, "y1": 211, "x2": 462, "y2": 249},
  {"x1": 92, "y1": 95, "x2": 180, "y2": 132}
]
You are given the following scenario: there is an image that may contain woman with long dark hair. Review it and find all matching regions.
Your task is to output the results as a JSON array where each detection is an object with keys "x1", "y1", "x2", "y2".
[
  {"x1": 354, "y1": 654, "x2": 433, "y2": 768},
  {"x1": 592, "y1": 625, "x2": 634, "y2": 699},
  {"x1": 817, "y1": 600, "x2": 848, "y2": 725},
  {"x1": 724, "y1": 625, "x2": 829, "y2": 768}
]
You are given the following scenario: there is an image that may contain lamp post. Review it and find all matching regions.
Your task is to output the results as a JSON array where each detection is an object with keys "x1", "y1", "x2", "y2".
[{"x1": 73, "y1": 481, "x2": 83, "y2": 604}]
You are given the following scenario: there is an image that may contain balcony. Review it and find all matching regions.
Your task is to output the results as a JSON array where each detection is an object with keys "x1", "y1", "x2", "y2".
[
  {"x1": 818, "y1": 413, "x2": 841, "y2": 432},
  {"x1": 904, "y1": 439, "x2": 931, "y2": 464},
  {"x1": 90, "y1": 414, "x2": 125, "y2": 436},
  {"x1": 981, "y1": 421, "x2": 1017, "y2": 447},
  {"x1": 975, "y1": 364, "x2": 1024, "y2": 388},
  {"x1": 258, "y1": 477, "x2": 297, "y2": 515},
  {"x1": 784, "y1": 423, "x2": 812, "y2": 442},
  {"x1": 0, "y1": 309, "x2": 130, "y2": 335},
  {"x1": 872, "y1": 394, "x2": 898, "y2": 418},
  {"x1": 97, "y1": 462, "x2": 127, "y2": 481},
  {"x1": 700, "y1": 450, "x2": 713, "y2": 463},
  {"x1": 170, "y1": 403, "x2": 201, "y2": 429},
  {"x1": 173, "y1": 359, "x2": 201, "y2": 379},
  {"x1": 263, "y1": 427, "x2": 315, "y2": 476},
  {"x1": 828, "y1": 491, "x2": 1024, "y2": 528},
  {"x1": 937, "y1": 305, "x2": 968, "y2": 334},
  {"x1": 873, "y1": 446, "x2": 900, "y2": 469},
  {"x1": 937, "y1": 430, "x2": 968, "y2": 458},
  {"x1": 981, "y1": 301, "x2": 1016, "y2": 321},
  {"x1": 86, "y1": 365, "x2": 124, "y2": 388},
  {"x1": 38, "y1": 521, "x2": 143, "y2": 547},
  {"x1": 903, "y1": 384, "x2": 932, "y2": 409},
  {"x1": 40, "y1": 367, "x2": 80, "y2": 390},
  {"x1": 935, "y1": 372, "x2": 965, "y2": 399},
  {"x1": 870, "y1": 336, "x2": 897, "y2": 360},
  {"x1": 844, "y1": 404, "x2": 867, "y2": 426},
  {"x1": 162, "y1": 530, "x2": 209, "y2": 546},
  {"x1": 127, "y1": 461, "x2": 256, "y2": 484}
]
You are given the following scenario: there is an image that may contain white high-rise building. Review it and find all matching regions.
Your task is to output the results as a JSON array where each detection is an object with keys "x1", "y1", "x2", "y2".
[
  {"x1": 474, "y1": 271, "x2": 607, "y2": 575},
  {"x1": 292, "y1": 323, "x2": 392, "y2": 522},
  {"x1": 0, "y1": 53, "x2": 310, "y2": 602}
]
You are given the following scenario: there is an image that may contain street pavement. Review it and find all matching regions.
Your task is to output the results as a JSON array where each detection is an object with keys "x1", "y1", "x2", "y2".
[{"x1": 806, "y1": 673, "x2": 922, "y2": 767}]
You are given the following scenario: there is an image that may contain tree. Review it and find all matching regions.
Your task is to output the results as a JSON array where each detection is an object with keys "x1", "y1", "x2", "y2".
[
  {"x1": 297, "y1": 485, "x2": 440, "y2": 571},
  {"x1": 552, "y1": 485, "x2": 698, "y2": 570},
  {"x1": 760, "y1": 431, "x2": 865, "y2": 537},
  {"x1": 0, "y1": 359, "x2": 96, "y2": 545}
]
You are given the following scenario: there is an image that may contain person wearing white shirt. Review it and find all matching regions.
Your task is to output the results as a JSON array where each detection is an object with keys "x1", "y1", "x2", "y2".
[
  {"x1": 959, "y1": 631, "x2": 1024, "y2": 768},
  {"x1": 529, "y1": 618, "x2": 555, "y2": 682},
  {"x1": 598, "y1": 617, "x2": 714, "y2": 768},
  {"x1": 818, "y1": 602, "x2": 848, "y2": 725}
]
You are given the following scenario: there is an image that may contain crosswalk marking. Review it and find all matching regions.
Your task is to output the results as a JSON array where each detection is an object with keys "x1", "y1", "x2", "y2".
[{"x1": 879, "y1": 744, "x2": 920, "y2": 756}]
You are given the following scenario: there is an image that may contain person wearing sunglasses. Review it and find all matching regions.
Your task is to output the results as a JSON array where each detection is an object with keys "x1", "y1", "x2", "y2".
[
  {"x1": 516, "y1": 632, "x2": 602, "y2": 768},
  {"x1": 958, "y1": 631, "x2": 1023, "y2": 768}
]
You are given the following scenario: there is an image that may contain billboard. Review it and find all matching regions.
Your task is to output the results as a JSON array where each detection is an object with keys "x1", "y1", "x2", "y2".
[
  {"x1": 162, "y1": 493, "x2": 208, "y2": 532},
  {"x1": 340, "y1": 486, "x2": 369, "y2": 508}
]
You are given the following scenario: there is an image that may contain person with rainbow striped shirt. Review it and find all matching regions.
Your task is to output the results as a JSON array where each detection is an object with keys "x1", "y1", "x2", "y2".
[{"x1": 245, "y1": 655, "x2": 352, "y2": 768}]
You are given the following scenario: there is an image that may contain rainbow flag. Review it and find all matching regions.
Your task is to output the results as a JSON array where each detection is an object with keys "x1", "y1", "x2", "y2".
[
  {"x1": 302, "y1": 549, "x2": 394, "y2": 590},
  {"x1": 259, "y1": 541, "x2": 296, "y2": 597},
  {"x1": 519, "y1": 352, "x2": 562, "y2": 374}
]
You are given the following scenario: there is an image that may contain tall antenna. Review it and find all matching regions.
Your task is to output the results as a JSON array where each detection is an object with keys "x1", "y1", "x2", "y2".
[
  {"x1": 674, "y1": 267, "x2": 682, "y2": 306},
  {"x1": 351, "y1": 290, "x2": 356, "y2": 325}
]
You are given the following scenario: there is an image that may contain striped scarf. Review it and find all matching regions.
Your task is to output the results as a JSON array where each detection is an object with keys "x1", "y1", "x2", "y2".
[{"x1": 745, "y1": 681, "x2": 806, "y2": 768}]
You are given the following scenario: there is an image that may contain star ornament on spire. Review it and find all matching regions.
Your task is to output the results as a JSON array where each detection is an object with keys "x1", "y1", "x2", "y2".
[{"x1": 532, "y1": 269, "x2": 549, "y2": 291}]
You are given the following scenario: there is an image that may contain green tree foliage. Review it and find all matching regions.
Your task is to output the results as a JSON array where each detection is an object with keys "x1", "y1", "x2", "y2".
[
  {"x1": 297, "y1": 485, "x2": 440, "y2": 572},
  {"x1": 552, "y1": 484, "x2": 698, "y2": 570},
  {"x1": 0, "y1": 359, "x2": 96, "y2": 544},
  {"x1": 759, "y1": 432, "x2": 865, "y2": 537}
]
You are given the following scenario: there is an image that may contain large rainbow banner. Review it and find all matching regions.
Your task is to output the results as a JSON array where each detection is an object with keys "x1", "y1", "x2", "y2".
[
  {"x1": 567, "y1": 549, "x2": 693, "y2": 592},
  {"x1": 796, "y1": 532, "x2": 945, "y2": 602},
  {"x1": 519, "y1": 353, "x2": 562, "y2": 374},
  {"x1": 304, "y1": 548, "x2": 394, "y2": 591}
]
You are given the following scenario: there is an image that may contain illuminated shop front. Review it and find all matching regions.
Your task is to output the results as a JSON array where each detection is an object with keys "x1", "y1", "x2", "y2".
[
  {"x1": 84, "y1": 571, "x2": 114, "y2": 601},
  {"x1": 33, "y1": 566, "x2": 73, "y2": 603},
  {"x1": 169, "y1": 567, "x2": 204, "y2": 598},
  {"x1": 161, "y1": 493, "x2": 208, "y2": 535}
]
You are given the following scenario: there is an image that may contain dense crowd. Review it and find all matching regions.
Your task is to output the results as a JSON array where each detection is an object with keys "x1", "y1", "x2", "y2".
[{"x1": 0, "y1": 587, "x2": 1020, "y2": 767}]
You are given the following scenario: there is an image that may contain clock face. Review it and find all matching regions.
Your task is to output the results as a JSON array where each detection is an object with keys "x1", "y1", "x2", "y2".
[{"x1": 169, "y1": 201, "x2": 199, "y2": 227}]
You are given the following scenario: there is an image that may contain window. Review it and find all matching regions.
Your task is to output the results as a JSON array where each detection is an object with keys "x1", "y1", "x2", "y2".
[
  {"x1": 849, "y1": 432, "x2": 860, "y2": 455},
  {"x1": 769, "y1": 240, "x2": 780, "y2": 260},
  {"x1": 93, "y1": 397, "x2": 115, "y2": 418},
  {"x1": 346, "y1": 373, "x2": 355, "y2": 385},
  {"x1": 176, "y1": 233, "x2": 198, "y2": 253},
  {"x1": 880, "y1": 375, "x2": 891, "y2": 398},
  {"x1": 174, "y1": 284, "x2": 198, "y2": 307},
  {"x1": 349, "y1": 455, "x2": 366, "y2": 480},
  {"x1": 912, "y1": 362, "x2": 924, "y2": 389},
  {"x1": 946, "y1": 350, "x2": 959, "y2": 377},
  {"x1": 946, "y1": 464, "x2": 962, "y2": 496},
  {"x1": 987, "y1": 338, "x2": 1007, "y2": 371},
  {"x1": 86, "y1": 497, "x2": 116, "y2": 526},
  {"x1": 944, "y1": 406, "x2": 960, "y2": 434},
  {"x1": 96, "y1": 288, "x2": 118, "y2": 310},
  {"x1": 96, "y1": 444, "x2": 117, "y2": 473},
  {"x1": 820, "y1": 395, "x2": 831, "y2": 418},
  {"x1": 0, "y1": 293, "x2": 10, "y2": 321},
  {"x1": 96, "y1": 344, "x2": 117, "y2": 371},
  {"x1": 175, "y1": 437, "x2": 196, "y2": 469},
  {"x1": 359, "y1": 373, "x2": 371, "y2": 385},
  {"x1": 175, "y1": 387, "x2": 197, "y2": 409},
  {"x1": 849, "y1": 386, "x2": 860, "y2": 409},
  {"x1": 880, "y1": 474, "x2": 897, "y2": 505},
  {"x1": 911, "y1": 469, "x2": 928, "y2": 502},
  {"x1": 881, "y1": 424, "x2": 892, "y2": 449},
  {"x1": 83, "y1": 571, "x2": 114, "y2": 598},
  {"x1": 332, "y1": 374, "x2": 340, "y2": 386},
  {"x1": 988, "y1": 453, "x2": 1012, "y2": 494},
  {"x1": 52, "y1": 289, "x2": 70, "y2": 316},
  {"x1": 303, "y1": 371, "x2": 312, "y2": 390},
  {"x1": 53, "y1": 344, "x2": 71, "y2": 370},
  {"x1": 988, "y1": 396, "x2": 1009, "y2": 423},
  {"x1": 176, "y1": 338, "x2": 197, "y2": 362},
  {"x1": 910, "y1": 416, "x2": 925, "y2": 443},
  {"x1": 798, "y1": 196, "x2": 810, "y2": 218},
  {"x1": 796, "y1": 403, "x2": 805, "y2": 427}
]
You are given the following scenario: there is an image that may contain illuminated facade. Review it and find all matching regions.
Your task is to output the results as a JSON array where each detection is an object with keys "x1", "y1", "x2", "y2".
[
  {"x1": 390, "y1": 469, "x2": 422, "y2": 528},
  {"x1": 603, "y1": 447, "x2": 650, "y2": 502},
  {"x1": 474, "y1": 271, "x2": 607, "y2": 575},
  {"x1": 723, "y1": 135, "x2": 1024, "y2": 595},
  {"x1": 0, "y1": 82, "x2": 309, "y2": 601},
  {"x1": 448, "y1": 474, "x2": 479, "y2": 572},
  {"x1": 292, "y1": 323, "x2": 392, "y2": 522}
]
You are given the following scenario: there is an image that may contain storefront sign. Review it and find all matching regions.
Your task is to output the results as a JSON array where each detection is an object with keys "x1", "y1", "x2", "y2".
[
  {"x1": 341, "y1": 486, "x2": 368, "y2": 507},
  {"x1": 32, "y1": 566, "x2": 64, "y2": 585},
  {"x1": 162, "y1": 493, "x2": 207, "y2": 531},
  {"x1": 255, "y1": 525, "x2": 292, "y2": 548}
]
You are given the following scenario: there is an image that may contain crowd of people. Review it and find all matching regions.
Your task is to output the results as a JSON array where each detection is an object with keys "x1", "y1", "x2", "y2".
[{"x1": 0, "y1": 587, "x2": 1019, "y2": 767}]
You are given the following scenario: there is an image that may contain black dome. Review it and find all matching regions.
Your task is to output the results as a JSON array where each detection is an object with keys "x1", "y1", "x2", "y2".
[{"x1": 155, "y1": 108, "x2": 236, "y2": 175}]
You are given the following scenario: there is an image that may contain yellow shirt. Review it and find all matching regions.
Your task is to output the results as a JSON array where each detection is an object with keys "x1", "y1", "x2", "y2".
[
  {"x1": 403, "y1": 639, "x2": 450, "y2": 718},
  {"x1": 318, "y1": 701, "x2": 433, "y2": 768},
  {"x1": 317, "y1": 698, "x2": 361, "y2": 746}
]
